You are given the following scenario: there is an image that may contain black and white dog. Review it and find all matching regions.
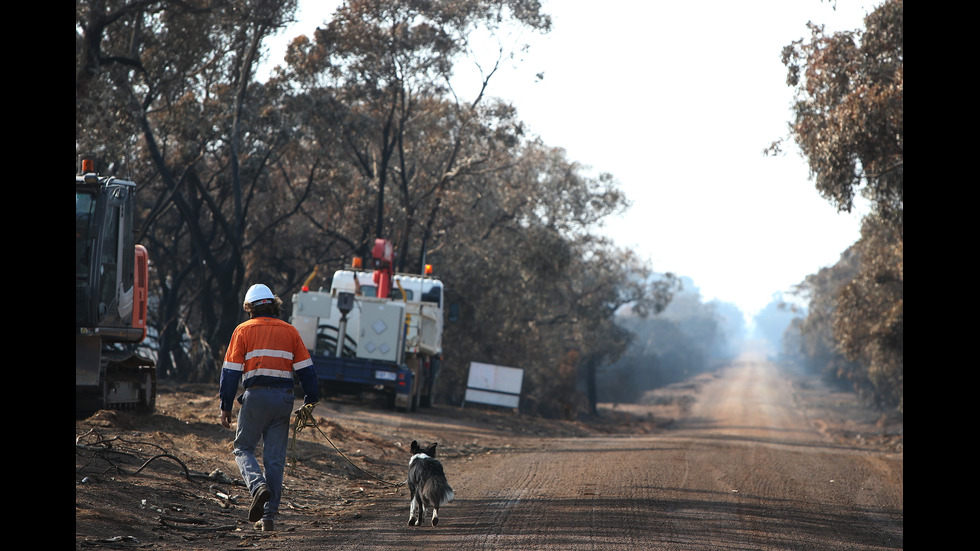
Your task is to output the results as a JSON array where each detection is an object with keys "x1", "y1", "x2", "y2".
[{"x1": 407, "y1": 440, "x2": 455, "y2": 526}]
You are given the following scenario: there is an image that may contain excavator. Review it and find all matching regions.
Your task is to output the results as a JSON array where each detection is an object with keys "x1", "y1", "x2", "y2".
[{"x1": 75, "y1": 158, "x2": 155, "y2": 417}]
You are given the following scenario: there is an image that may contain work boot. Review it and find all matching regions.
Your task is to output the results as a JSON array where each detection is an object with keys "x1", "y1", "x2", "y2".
[
  {"x1": 248, "y1": 484, "x2": 271, "y2": 522},
  {"x1": 254, "y1": 519, "x2": 274, "y2": 531}
]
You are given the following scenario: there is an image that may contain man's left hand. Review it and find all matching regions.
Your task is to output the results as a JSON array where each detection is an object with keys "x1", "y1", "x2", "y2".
[{"x1": 220, "y1": 410, "x2": 234, "y2": 429}]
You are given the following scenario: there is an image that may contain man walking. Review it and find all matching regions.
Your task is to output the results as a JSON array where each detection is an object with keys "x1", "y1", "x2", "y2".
[{"x1": 219, "y1": 283, "x2": 319, "y2": 531}]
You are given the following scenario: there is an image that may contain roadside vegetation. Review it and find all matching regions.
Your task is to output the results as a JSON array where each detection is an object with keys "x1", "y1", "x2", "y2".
[
  {"x1": 76, "y1": 0, "x2": 901, "y2": 418},
  {"x1": 770, "y1": 0, "x2": 903, "y2": 412}
]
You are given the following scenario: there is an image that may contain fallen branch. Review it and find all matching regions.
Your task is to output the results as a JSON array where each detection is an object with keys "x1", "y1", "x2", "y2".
[
  {"x1": 159, "y1": 515, "x2": 208, "y2": 525},
  {"x1": 79, "y1": 535, "x2": 142, "y2": 548},
  {"x1": 77, "y1": 430, "x2": 245, "y2": 487},
  {"x1": 133, "y1": 453, "x2": 195, "y2": 482},
  {"x1": 158, "y1": 518, "x2": 237, "y2": 531}
]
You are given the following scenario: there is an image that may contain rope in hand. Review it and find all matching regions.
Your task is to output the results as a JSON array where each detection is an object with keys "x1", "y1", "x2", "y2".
[{"x1": 289, "y1": 403, "x2": 405, "y2": 488}]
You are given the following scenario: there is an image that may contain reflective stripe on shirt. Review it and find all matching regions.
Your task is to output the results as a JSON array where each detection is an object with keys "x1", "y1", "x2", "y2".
[
  {"x1": 245, "y1": 348, "x2": 295, "y2": 361},
  {"x1": 243, "y1": 367, "x2": 295, "y2": 381},
  {"x1": 222, "y1": 360, "x2": 244, "y2": 371}
]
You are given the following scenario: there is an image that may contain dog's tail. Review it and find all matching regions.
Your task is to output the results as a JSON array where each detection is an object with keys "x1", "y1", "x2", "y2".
[
  {"x1": 441, "y1": 485, "x2": 455, "y2": 506},
  {"x1": 424, "y1": 478, "x2": 455, "y2": 507}
]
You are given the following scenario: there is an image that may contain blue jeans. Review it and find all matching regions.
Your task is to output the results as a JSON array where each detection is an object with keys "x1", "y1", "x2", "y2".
[{"x1": 233, "y1": 387, "x2": 294, "y2": 521}]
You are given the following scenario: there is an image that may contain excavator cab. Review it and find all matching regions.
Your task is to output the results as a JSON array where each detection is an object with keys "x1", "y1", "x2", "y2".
[{"x1": 76, "y1": 159, "x2": 154, "y2": 416}]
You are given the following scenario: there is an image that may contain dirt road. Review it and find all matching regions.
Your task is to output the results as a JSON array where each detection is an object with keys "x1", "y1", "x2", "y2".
[
  {"x1": 313, "y1": 361, "x2": 903, "y2": 550},
  {"x1": 75, "y1": 359, "x2": 903, "y2": 550}
]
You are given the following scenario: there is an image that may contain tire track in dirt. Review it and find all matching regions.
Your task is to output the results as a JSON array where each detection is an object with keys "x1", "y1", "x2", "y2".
[
  {"x1": 394, "y1": 359, "x2": 903, "y2": 551},
  {"x1": 441, "y1": 440, "x2": 657, "y2": 549}
]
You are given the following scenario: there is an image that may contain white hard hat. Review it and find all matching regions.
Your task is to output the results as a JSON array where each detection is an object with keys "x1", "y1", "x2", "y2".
[{"x1": 244, "y1": 284, "x2": 275, "y2": 304}]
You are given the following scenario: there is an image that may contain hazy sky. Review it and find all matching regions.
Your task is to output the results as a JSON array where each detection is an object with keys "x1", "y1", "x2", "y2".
[{"x1": 262, "y1": 0, "x2": 877, "y2": 323}]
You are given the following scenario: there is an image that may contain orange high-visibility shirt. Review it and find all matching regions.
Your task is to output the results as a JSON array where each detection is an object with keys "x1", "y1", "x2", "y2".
[{"x1": 222, "y1": 317, "x2": 313, "y2": 384}]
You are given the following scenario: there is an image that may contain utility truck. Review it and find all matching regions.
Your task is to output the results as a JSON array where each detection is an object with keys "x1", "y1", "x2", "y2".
[
  {"x1": 290, "y1": 239, "x2": 443, "y2": 411},
  {"x1": 76, "y1": 158, "x2": 155, "y2": 416}
]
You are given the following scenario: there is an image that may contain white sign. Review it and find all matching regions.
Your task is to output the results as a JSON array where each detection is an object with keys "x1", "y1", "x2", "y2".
[{"x1": 464, "y1": 362, "x2": 524, "y2": 409}]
